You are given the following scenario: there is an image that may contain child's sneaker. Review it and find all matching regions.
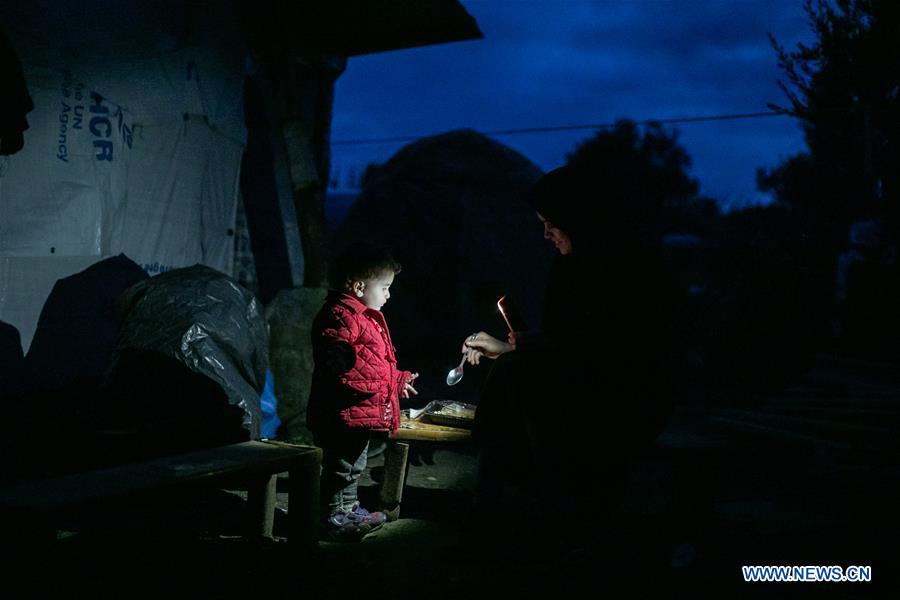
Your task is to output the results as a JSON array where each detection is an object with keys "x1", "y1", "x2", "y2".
[
  {"x1": 319, "y1": 505, "x2": 385, "y2": 542},
  {"x1": 348, "y1": 504, "x2": 387, "y2": 529},
  {"x1": 320, "y1": 512, "x2": 365, "y2": 542}
]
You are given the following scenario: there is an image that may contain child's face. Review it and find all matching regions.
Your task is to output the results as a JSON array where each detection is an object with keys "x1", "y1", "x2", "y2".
[
  {"x1": 537, "y1": 212, "x2": 573, "y2": 255},
  {"x1": 355, "y1": 270, "x2": 395, "y2": 311}
]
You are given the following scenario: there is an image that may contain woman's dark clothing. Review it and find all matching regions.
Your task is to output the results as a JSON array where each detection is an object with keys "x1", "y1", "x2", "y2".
[{"x1": 474, "y1": 246, "x2": 672, "y2": 512}]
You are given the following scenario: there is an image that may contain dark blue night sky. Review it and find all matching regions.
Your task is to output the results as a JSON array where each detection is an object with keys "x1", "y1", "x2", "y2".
[{"x1": 331, "y1": 0, "x2": 815, "y2": 211}]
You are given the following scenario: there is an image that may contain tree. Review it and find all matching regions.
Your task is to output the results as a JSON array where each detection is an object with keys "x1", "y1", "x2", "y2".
[
  {"x1": 762, "y1": 0, "x2": 900, "y2": 242},
  {"x1": 761, "y1": 0, "x2": 900, "y2": 359},
  {"x1": 567, "y1": 120, "x2": 702, "y2": 235}
]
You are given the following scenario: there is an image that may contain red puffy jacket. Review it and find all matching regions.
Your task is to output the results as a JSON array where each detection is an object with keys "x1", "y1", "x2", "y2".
[{"x1": 307, "y1": 291, "x2": 411, "y2": 434}]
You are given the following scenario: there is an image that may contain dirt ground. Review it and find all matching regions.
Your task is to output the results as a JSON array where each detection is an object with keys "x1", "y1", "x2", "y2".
[{"x1": 9, "y1": 353, "x2": 899, "y2": 599}]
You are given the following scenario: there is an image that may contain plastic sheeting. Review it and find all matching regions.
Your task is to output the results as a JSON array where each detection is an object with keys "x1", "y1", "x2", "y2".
[
  {"x1": 0, "y1": 255, "x2": 103, "y2": 352},
  {"x1": 106, "y1": 264, "x2": 267, "y2": 439},
  {"x1": 0, "y1": 7, "x2": 247, "y2": 353},
  {"x1": 24, "y1": 253, "x2": 148, "y2": 394},
  {"x1": 0, "y1": 63, "x2": 243, "y2": 270}
]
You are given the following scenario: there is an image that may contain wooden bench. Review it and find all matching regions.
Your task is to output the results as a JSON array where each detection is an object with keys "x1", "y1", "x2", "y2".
[
  {"x1": 0, "y1": 440, "x2": 322, "y2": 551},
  {"x1": 379, "y1": 417, "x2": 472, "y2": 520}
]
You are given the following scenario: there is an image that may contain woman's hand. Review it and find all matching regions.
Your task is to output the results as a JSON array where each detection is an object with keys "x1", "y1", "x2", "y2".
[
  {"x1": 461, "y1": 331, "x2": 513, "y2": 365},
  {"x1": 507, "y1": 331, "x2": 519, "y2": 350}
]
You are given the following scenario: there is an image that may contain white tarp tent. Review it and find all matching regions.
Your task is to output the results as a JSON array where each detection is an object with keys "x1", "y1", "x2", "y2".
[{"x1": 0, "y1": 1, "x2": 247, "y2": 351}]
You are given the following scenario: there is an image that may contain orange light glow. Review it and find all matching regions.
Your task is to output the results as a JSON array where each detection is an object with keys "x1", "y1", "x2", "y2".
[{"x1": 497, "y1": 295, "x2": 514, "y2": 332}]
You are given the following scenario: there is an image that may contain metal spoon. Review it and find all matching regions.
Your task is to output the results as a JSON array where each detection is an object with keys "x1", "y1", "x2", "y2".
[{"x1": 446, "y1": 349, "x2": 469, "y2": 386}]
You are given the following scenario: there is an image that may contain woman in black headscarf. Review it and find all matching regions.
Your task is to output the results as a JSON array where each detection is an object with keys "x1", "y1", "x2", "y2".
[{"x1": 462, "y1": 164, "x2": 672, "y2": 525}]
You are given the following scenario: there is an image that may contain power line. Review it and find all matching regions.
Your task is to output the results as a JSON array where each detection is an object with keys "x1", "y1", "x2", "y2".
[{"x1": 331, "y1": 110, "x2": 788, "y2": 146}]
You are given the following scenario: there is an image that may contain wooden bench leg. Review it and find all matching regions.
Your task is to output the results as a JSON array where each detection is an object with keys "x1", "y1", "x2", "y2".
[
  {"x1": 247, "y1": 474, "x2": 278, "y2": 539},
  {"x1": 287, "y1": 460, "x2": 320, "y2": 551},
  {"x1": 379, "y1": 440, "x2": 409, "y2": 521}
]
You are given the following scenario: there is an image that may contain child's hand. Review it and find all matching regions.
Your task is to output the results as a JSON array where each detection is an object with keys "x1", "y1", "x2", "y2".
[{"x1": 400, "y1": 372, "x2": 419, "y2": 399}]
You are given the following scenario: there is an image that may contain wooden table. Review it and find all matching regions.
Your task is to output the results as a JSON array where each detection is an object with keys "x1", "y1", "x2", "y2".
[{"x1": 379, "y1": 415, "x2": 472, "y2": 520}]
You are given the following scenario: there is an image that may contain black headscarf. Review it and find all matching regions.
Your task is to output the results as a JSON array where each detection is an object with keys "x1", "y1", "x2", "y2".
[{"x1": 529, "y1": 164, "x2": 630, "y2": 257}]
